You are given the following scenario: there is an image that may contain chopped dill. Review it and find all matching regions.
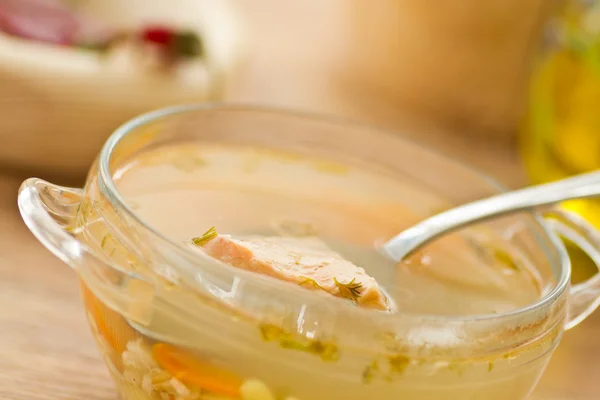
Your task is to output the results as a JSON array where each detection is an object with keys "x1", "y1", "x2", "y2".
[
  {"x1": 362, "y1": 355, "x2": 411, "y2": 383},
  {"x1": 100, "y1": 234, "x2": 112, "y2": 249},
  {"x1": 362, "y1": 360, "x2": 380, "y2": 383},
  {"x1": 259, "y1": 323, "x2": 340, "y2": 362},
  {"x1": 388, "y1": 355, "x2": 411, "y2": 375},
  {"x1": 191, "y1": 227, "x2": 218, "y2": 247},
  {"x1": 334, "y1": 277, "x2": 363, "y2": 303},
  {"x1": 492, "y1": 248, "x2": 521, "y2": 271},
  {"x1": 317, "y1": 341, "x2": 340, "y2": 361},
  {"x1": 448, "y1": 361, "x2": 465, "y2": 376},
  {"x1": 260, "y1": 324, "x2": 282, "y2": 342},
  {"x1": 299, "y1": 277, "x2": 327, "y2": 291}
]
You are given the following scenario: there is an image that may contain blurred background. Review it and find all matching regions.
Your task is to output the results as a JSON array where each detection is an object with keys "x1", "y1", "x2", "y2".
[
  {"x1": 0, "y1": 0, "x2": 561, "y2": 184},
  {"x1": 2, "y1": 0, "x2": 600, "y2": 398}
]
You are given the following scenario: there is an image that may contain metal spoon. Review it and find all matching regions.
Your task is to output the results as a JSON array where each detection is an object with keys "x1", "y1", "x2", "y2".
[{"x1": 380, "y1": 170, "x2": 600, "y2": 262}]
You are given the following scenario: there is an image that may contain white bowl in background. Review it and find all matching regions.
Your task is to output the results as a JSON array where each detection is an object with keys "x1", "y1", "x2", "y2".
[{"x1": 0, "y1": 0, "x2": 245, "y2": 176}]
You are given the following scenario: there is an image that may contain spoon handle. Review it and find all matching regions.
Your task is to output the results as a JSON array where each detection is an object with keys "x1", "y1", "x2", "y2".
[{"x1": 382, "y1": 170, "x2": 600, "y2": 261}]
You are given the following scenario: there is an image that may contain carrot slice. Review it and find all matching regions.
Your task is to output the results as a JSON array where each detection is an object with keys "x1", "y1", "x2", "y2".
[
  {"x1": 79, "y1": 279, "x2": 136, "y2": 355},
  {"x1": 152, "y1": 343, "x2": 242, "y2": 397}
]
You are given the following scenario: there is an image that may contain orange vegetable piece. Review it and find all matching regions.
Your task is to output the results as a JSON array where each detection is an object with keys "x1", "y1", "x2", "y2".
[
  {"x1": 79, "y1": 279, "x2": 137, "y2": 355},
  {"x1": 152, "y1": 343, "x2": 242, "y2": 397}
]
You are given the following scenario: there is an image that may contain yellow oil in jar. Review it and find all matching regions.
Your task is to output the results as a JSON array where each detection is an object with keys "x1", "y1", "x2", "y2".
[{"x1": 521, "y1": 1, "x2": 600, "y2": 281}]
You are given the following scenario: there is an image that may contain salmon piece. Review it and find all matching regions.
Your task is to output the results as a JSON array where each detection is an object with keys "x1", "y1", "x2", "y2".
[{"x1": 190, "y1": 228, "x2": 392, "y2": 311}]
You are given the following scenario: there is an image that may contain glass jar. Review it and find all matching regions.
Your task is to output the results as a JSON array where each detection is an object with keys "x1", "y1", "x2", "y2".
[
  {"x1": 19, "y1": 105, "x2": 600, "y2": 400},
  {"x1": 521, "y1": 0, "x2": 600, "y2": 279}
]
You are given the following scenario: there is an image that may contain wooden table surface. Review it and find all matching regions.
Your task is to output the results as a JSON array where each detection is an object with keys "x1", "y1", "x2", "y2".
[{"x1": 1, "y1": 1, "x2": 600, "y2": 399}]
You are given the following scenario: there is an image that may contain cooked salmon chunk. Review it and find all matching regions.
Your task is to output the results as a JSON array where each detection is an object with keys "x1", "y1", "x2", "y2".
[{"x1": 190, "y1": 228, "x2": 392, "y2": 311}]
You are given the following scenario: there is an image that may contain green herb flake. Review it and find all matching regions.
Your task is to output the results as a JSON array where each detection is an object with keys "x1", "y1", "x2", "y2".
[
  {"x1": 191, "y1": 227, "x2": 218, "y2": 247},
  {"x1": 448, "y1": 361, "x2": 465, "y2": 376},
  {"x1": 362, "y1": 354, "x2": 411, "y2": 383},
  {"x1": 299, "y1": 277, "x2": 327, "y2": 291},
  {"x1": 279, "y1": 337, "x2": 309, "y2": 352},
  {"x1": 259, "y1": 323, "x2": 340, "y2": 361},
  {"x1": 492, "y1": 248, "x2": 521, "y2": 271},
  {"x1": 388, "y1": 355, "x2": 411, "y2": 375},
  {"x1": 100, "y1": 234, "x2": 112, "y2": 250},
  {"x1": 362, "y1": 360, "x2": 380, "y2": 384},
  {"x1": 334, "y1": 277, "x2": 363, "y2": 303},
  {"x1": 310, "y1": 341, "x2": 340, "y2": 362},
  {"x1": 488, "y1": 361, "x2": 494, "y2": 372}
]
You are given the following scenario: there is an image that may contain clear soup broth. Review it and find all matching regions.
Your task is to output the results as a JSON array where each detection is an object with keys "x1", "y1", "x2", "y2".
[
  {"x1": 116, "y1": 143, "x2": 542, "y2": 315},
  {"x1": 79, "y1": 142, "x2": 558, "y2": 400}
]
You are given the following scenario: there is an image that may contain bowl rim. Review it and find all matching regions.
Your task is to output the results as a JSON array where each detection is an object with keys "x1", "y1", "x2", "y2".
[{"x1": 97, "y1": 103, "x2": 571, "y2": 328}]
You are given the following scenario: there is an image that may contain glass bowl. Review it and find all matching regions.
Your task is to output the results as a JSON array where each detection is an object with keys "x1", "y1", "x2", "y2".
[{"x1": 18, "y1": 105, "x2": 600, "y2": 400}]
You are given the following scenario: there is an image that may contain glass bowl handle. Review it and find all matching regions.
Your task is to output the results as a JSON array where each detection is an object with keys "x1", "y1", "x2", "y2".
[
  {"x1": 544, "y1": 208, "x2": 600, "y2": 330},
  {"x1": 18, "y1": 178, "x2": 86, "y2": 268},
  {"x1": 18, "y1": 178, "x2": 155, "y2": 325}
]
